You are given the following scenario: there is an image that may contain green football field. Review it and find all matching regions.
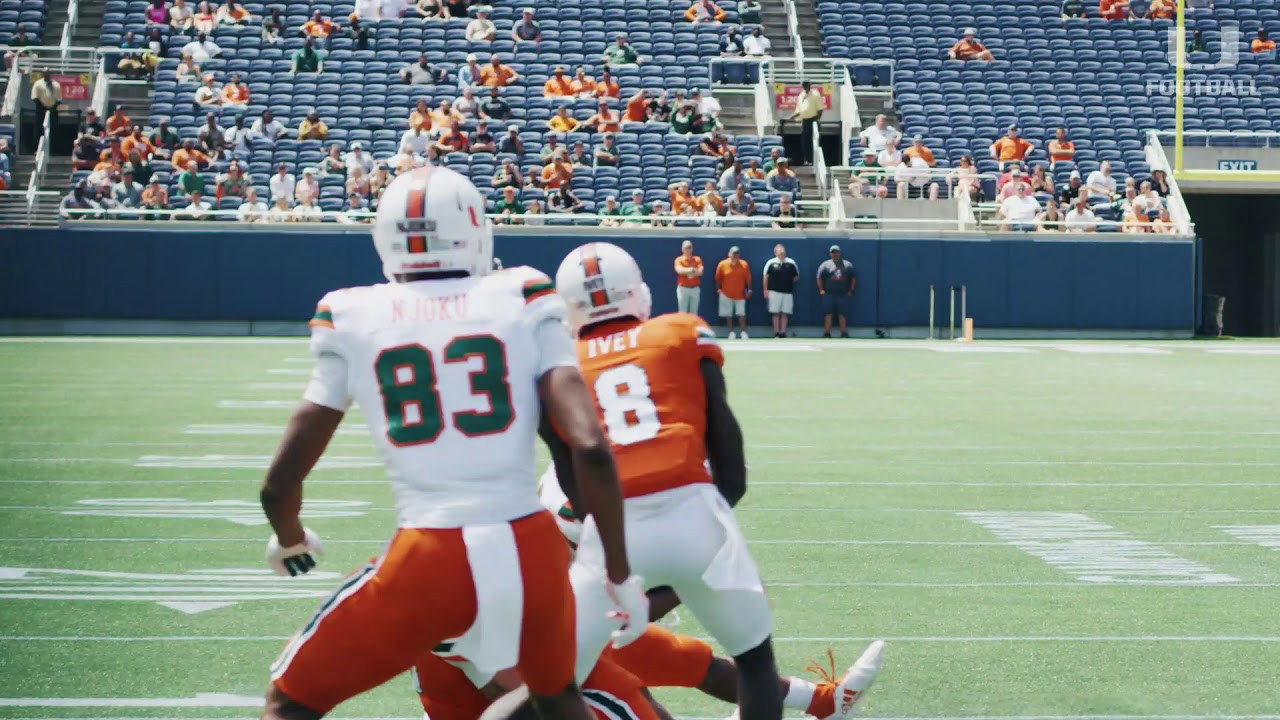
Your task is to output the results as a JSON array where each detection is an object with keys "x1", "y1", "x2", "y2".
[{"x1": 2, "y1": 337, "x2": 1279, "y2": 720}]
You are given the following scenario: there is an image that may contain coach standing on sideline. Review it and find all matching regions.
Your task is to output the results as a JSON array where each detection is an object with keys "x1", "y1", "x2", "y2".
[
  {"x1": 674, "y1": 239, "x2": 704, "y2": 315},
  {"x1": 817, "y1": 244, "x2": 856, "y2": 338},
  {"x1": 762, "y1": 243, "x2": 798, "y2": 338},
  {"x1": 715, "y1": 246, "x2": 752, "y2": 339}
]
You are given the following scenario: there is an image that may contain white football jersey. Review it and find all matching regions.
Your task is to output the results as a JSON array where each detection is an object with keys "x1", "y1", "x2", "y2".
[{"x1": 304, "y1": 266, "x2": 578, "y2": 528}]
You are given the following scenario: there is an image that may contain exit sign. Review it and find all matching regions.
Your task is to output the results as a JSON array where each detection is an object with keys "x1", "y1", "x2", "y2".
[{"x1": 1218, "y1": 160, "x2": 1259, "y2": 171}]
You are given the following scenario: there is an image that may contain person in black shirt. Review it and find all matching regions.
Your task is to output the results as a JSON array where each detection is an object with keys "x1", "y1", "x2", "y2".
[
  {"x1": 79, "y1": 109, "x2": 106, "y2": 138},
  {"x1": 762, "y1": 243, "x2": 799, "y2": 337},
  {"x1": 1061, "y1": 0, "x2": 1085, "y2": 18},
  {"x1": 498, "y1": 127, "x2": 524, "y2": 156},
  {"x1": 480, "y1": 87, "x2": 512, "y2": 120},
  {"x1": 470, "y1": 120, "x2": 496, "y2": 153},
  {"x1": 345, "y1": 17, "x2": 372, "y2": 50},
  {"x1": 770, "y1": 194, "x2": 798, "y2": 229},
  {"x1": 647, "y1": 91, "x2": 672, "y2": 122},
  {"x1": 1058, "y1": 169, "x2": 1083, "y2": 209}
]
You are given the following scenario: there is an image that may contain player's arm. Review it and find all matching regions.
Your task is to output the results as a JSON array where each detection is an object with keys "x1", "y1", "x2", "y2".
[{"x1": 701, "y1": 357, "x2": 746, "y2": 506}]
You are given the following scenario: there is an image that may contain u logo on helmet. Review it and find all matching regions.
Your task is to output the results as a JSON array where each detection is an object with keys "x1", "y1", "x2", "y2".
[{"x1": 581, "y1": 248, "x2": 610, "y2": 308}]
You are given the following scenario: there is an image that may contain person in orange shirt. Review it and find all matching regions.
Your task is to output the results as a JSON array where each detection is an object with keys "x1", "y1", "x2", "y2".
[
  {"x1": 171, "y1": 138, "x2": 209, "y2": 172},
  {"x1": 714, "y1": 246, "x2": 751, "y2": 338},
  {"x1": 674, "y1": 239, "x2": 704, "y2": 314},
  {"x1": 1099, "y1": 0, "x2": 1134, "y2": 20},
  {"x1": 1048, "y1": 127, "x2": 1075, "y2": 166},
  {"x1": 432, "y1": 126, "x2": 469, "y2": 155},
  {"x1": 583, "y1": 100, "x2": 621, "y2": 133},
  {"x1": 300, "y1": 9, "x2": 335, "y2": 38},
  {"x1": 570, "y1": 66, "x2": 596, "y2": 97},
  {"x1": 547, "y1": 106, "x2": 580, "y2": 133},
  {"x1": 668, "y1": 181, "x2": 696, "y2": 216},
  {"x1": 543, "y1": 66, "x2": 574, "y2": 97},
  {"x1": 595, "y1": 69, "x2": 621, "y2": 99},
  {"x1": 99, "y1": 137, "x2": 126, "y2": 165},
  {"x1": 989, "y1": 125, "x2": 1034, "y2": 169},
  {"x1": 903, "y1": 135, "x2": 935, "y2": 166},
  {"x1": 948, "y1": 28, "x2": 995, "y2": 61},
  {"x1": 1252, "y1": 30, "x2": 1276, "y2": 54},
  {"x1": 408, "y1": 98, "x2": 432, "y2": 132},
  {"x1": 429, "y1": 100, "x2": 463, "y2": 136},
  {"x1": 1145, "y1": 0, "x2": 1175, "y2": 19},
  {"x1": 480, "y1": 55, "x2": 519, "y2": 86},
  {"x1": 624, "y1": 88, "x2": 648, "y2": 122},
  {"x1": 684, "y1": 0, "x2": 726, "y2": 23},
  {"x1": 697, "y1": 180, "x2": 725, "y2": 216},
  {"x1": 105, "y1": 106, "x2": 132, "y2": 138},
  {"x1": 220, "y1": 72, "x2": 250, "y2": 105},
  {"x1": 540, "y1": 150, "x2": 573, "y2": 189},
  {"x1": 121, "y1": 125, "x2": 154, "y2": 158}
]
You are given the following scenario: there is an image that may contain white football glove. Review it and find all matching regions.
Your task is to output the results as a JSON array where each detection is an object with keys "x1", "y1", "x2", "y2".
[
  {"x1": 267, "y1": 528, "x2": 324, "y2": 577},
  {"x1": 606, "y1": 575, "x2": 649, "y2": 648}
]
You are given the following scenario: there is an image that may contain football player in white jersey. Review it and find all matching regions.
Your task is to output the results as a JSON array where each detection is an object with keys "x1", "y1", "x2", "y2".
[{"x1": 257, "y1": 166, "x2": 648, "y2": 720}]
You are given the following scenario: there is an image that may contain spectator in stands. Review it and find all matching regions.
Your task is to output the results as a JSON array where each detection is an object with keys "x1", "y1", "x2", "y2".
[
  {"x1": 1099, "y1": 0, "x2": 1135, "y2": 20},
  {"x1": 598, "y1": 196, "x2": 623, "y2": 226},
  {"x1": 111, "y1": 169, "x2": 144, "y2": 209},
  {"x1": 172, "y1": 138, "x2": 209, "y2": 172},
  {"x1": 583, "y1": 100, "x2": 622, "y2": 134},
  {"x1": 1058, "y1": 169, "x2": 1085, "y2": 208},
  {"x1": 648, "y1": 90, "x2": 673, "y2": 122},
  {"x1": 1150, "y1": 169, "x2": 1171, "y2": 196},
  {"x1": 548, "y1": 106, "x2": 581, "y2": 133},
  {"x1": 596, "y1": 69, "x2": 622, "y2": 99},
  {"x1": 340, "y1": 193, "x2": 370, "y2": 224},
  {"x1": 455, "y1": 87, "x2": 479, "y2": 118},
  {"x1": 170, "y1": 0, "x2": 194, "y2": 32},
  {"x1": 996, "y1": 161, "x2": 1021, "y2": 191},
  {"x1": 895, "y1": 154, "x2": 938, "y2": 199},
  {"x1": 250, "y1": 110, "x2": 288, "y2": 143},
  {"x1": 149, "y1": 119, "x2": 180, "y2": 160},
  {"x1": 549, "y1": 184, "x2": 585, "y2": 214},
  {"x1": 718, "y1": 159, "x2": 747, "y2": 192},
  {"x1": 146, "y1": 0, "x2": 168, "y2": 25},
  {"x1": 194, "y1": 73, "x2": 221, "y2": 107},
  {"x1": 671, "y1": 103, "x2": 699, "y2": 134},
  {"x1": 1036, "y1": 198, "x2": 1063, "y2": 232},
  {"x1": 668, "y1": 181, "x2": 695, "y2": 215},
  {"x1": 105, "y1": 107, "x2": 131, "y2": 138},
  {"x1": 293, "y1": 197, "x2": 322, "y2": 222},
  {"x1": 602, "y1": 34, "x2": 641, "y2": 67},
  {"x1": 262, "y1": 8, "x2": 284, "y2": 44},
  {"x1": 1087, "y1": 160, "x2": 1117, "y2": 200},
  {"x1": 116, "y1": 32, "x2": 147, "y2": 78},
  {"x1": 302, "y1": 10, "x2": 337, "y2": 40},
  {"x1": 1186, "y1": 29, "x2": 1208, "y2": 54},
  {"x1": 1253, "y1": 30, "x2": 1276, "y2": 55},
  {"x1": 593, "y1": 134, "x2": 620, "y2": 167},
  {"x1": 100, "y1": 136, "x2": 127, "y2": 166},
  {"x1": 904, "y1": 135, "x2": 935, "y2": 165},
  {"x1": 997, "y1": 182, "x2": 1040, "y2": 231},
  {"x1": 1134, "y1": 179, "x2": 1163, "y2": 216},
  {"x1": 493, "y1": 186, "x2": 525, "y2": 224},
  {"x1": 141, "y1": 28, "x2": 167, "y2": 74},
  {"x1": 217, "y1": 0, "x2": 250, "y2": 24},
  {"x1": 622, "y1": 189, "x2": 651, "y2": 219},
  {"x1": 266, "y1": 196, "x2": 292, "y2": 222},
  {"x1": 694, "y1": 88, "x2": 721, "y2": 118},
  {"x1": 697, "y1": 181, "x2": 725, "y2": 216},
  {"x1": 540, "y1": 149, "x2": 574, "y2": 189},
  {"x1": 686, "y1": 0, "x2": 727, "y2": 23},
  {"x1": 456, "y1": 54, "x2": 482, "y2": 88},
  {"x1": 771, "y1": 194, "x2": 798, "y2": 229},
  {"x1": 1146, "y1": 0, "x2": 1175, "y2": 19},
  {"x1": 217, "y1": 115, "x2": 249, "y2": 156},
  {"x1": 295, "y1": 110, "x2": 328, "y2": 141},
  {"x1": 121, "y1": 126, "x2": 153, "y2": 159},
  {"x1": 345, "y1": 17, "x2": 372, "y2": 50},
  {"x1": 443, "y1": 0, "x2": 470, "y2": 20},
  {"x1": 745, "y1": 159, "x2": 765, "y2": 180},
  {"x1": 478, "y1": 56, "x2": 518, "y2": 87},
  {"x1": 79, "y1": 108, "x2": 105, "y2": 138},
  {"x1": 123, "y1": 149, "x2": 154, "y2": 186},
  {"x1": 877, "y1": 138, "x2": 903, "y2": 171},
  {"x1": 181, "y1": 32, "x2": 221, "y2": 63},
  {"x1": 291, "y1": 37, "x2": 325, "y2": 74},
  {"x1": 1151, "y1": 208, "x2": 1177, "y2": 234},
  {"x1": 697, "y1": 130, "x2": 733, "y2": 160},
  {"x1": 524, "y1": 199, "x2": 547, "y2": 225},
  {"x1": 468, "y1": 120, "x2": 496, "y2": 154},
  {"x1": 744, "y1": 26, "x2": 772, "y2": 56},
  {"x1": 176, "y1": 161, "x2": 205, "y2": 196},
  {"x1": 998, "y1": 169, "x2": 1031, "y2": 200},
  {"x1": 180, "y1": 190, "x2": 212, "y2": 220},
  {"x1": 346, "y1": 165, "x2": 371, "y2": 200},
  {"x1": 73, "y1": 139, "x2": 99, "y2": 172},
  {"x1": 408, "y1": 99, "x2": 432, "y2": 131},
  {"x1": 434, "y1": 125, "x2": 470, "y2": 155},
  {"x1": 1029, "y1": 164, "x2": 1055, "y2": 195},
  {"x1": 619, "y1": 89, "x2": 647, "y2": 124},
  {"x1": 947, "y1": 156, "x2": 979, "y2": 199},
  {"x1": 216, "y1": 161, "x2": 250, "y2": 205},
  {"x1": 401, "y1": 125, "x2": 432, "y2": 155},
  {"x1": 949, "y1": 28, "x2": 995, "y2": 61},
  {"x1": 859, "y1": 114, "x2": 901, "y2": 152},
  {"x1": 1064, "y1": 196, "x2": 1095, "y2": 229},
  {"x1": 1061, "y1": 0, "x2": 1085, "y2": 18},
  {"x1": 991, "y1": 126, "x2": 1033, "y2": 169},
  {"x1": 369, "y1": 163, "x2": 392, "y2": 203},
  {"x1": 651, "y1": 200, "x2": 674, "y2": 227},
  {"x1": 512, "y1": 7, "x2": 542, "y2": 43},
  {"x1": 499, "y1": 127, "x2": 524, "y2": 156},
  {"x1": 480, "y1": 87, "x2": 513, "y2": 120},
  {"x1": 193, "y1": 2, "x2": 217, "y2": 34},
  {"x1": 411, "y1": 0, "x2": 446, "y2": 19},
  {"x1": 727, "y1": 184, "x2": 755, "y2": 216},
  {"x1": 1048, "y1": 127, "x2": 1075, "y2": 167},
  {"x1": 720, "y1": 27, "x2": 745, "y2": 56},
  {"x1": 569, "y1": 67, "x2": 595, "y2": 97},
  {"x1": 237, "y1": 188, "x2": 267, "y2": 222},
  {"x1": 738, "y1": 0, "x2": 761, "y2": 23},
  {"x1": 544, "y1": 67, "x2": 575, "y2": 97},
  {"x1": 269, "y1": 163, "x2": 296, "y2": 203},
  {"x1": 142, "y1": 178, "x2": 168, "y2": 217},
  {"x1": 716, "y1": 247, "x2": 752, "y2": 338},
  {"x1": 221, "y1": 73, "x2": 250, "y2": 106},
  {"x1": 492, "y1": 159, "x2": 524, "y2": 189},
  {"x1": 429, "y1": 100, "x2": 463, "y2": 134},
  {"x1": 175, "y1": 53, "x2": 200, "y2": 82},
  {"x1": 466, "y1": 7, "x2": 496, "y2": 42},
  {"x1": 295, "y1": 167, "x2": 320, "y2": 204},
  {"x1": 568, "y1": 141, "x2": 591, "y2": 168}
]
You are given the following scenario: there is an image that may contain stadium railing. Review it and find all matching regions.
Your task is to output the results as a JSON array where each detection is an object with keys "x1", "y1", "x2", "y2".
[
  {"x1": 1144, "y1": 131, "x2": 1195, "y2": 237},
  {"x1": 60, "y1": 0, "x2": 80, "y2": 59},
  {"x1": 753, "y1": 61, "x2": 773, "y2": 136},
  {"x1": 781, "y1": 0, "x2": 803, "y2": 63},
  {"x1": 838, "y1": 66, "x2": 858, "y2": 166}
]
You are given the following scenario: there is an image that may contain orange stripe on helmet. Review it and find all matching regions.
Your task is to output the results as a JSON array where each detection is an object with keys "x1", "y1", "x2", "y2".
[
  {"x1": 405, "y1": 167, "x2": 433, "y2": 254},
  {"x1": 581, "y1": 245, "x2": 610, "y2": 308}
]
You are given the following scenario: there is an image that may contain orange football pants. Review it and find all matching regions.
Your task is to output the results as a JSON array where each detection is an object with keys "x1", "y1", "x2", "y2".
[{"x1": 610, "y1": 624, "x2": 715, "y2": 688}]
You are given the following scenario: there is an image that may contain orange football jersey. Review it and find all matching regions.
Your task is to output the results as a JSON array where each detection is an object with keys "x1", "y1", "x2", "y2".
[{"x1": 577, "y1": 312, "x2": 724, "y2": 498}]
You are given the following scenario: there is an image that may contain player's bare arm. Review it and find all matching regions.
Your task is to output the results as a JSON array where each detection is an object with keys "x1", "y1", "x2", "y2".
[
  {"x1": 701, "y1": 358, "x2": 747, "y2": 507},
  {"x1": 259, "y1": 400, "x2": 343, "y2": 575}
]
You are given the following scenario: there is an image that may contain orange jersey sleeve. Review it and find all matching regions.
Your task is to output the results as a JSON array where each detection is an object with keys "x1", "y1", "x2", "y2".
[{"x1": 578, "y1": 314, "x2": 722, "y2": 498}]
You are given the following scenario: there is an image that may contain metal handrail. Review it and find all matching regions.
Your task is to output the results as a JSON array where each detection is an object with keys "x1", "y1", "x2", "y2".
[
  {"x1": 1, "y1": 55, "x2": 22, "y2": 118},
  {"x1": 26, "y1": 113, "x2": 51, "y2": 213},
  {"x1": 838, "y1": 66, "x2": 858, "y2": 166},
  {"x1": 1144, "y1": 130, "x2": 1194, "y2": 236},
  {"x1": 90, "y1": 52, "x2": 109, "y2": 117},
  {"x1": 752, "y1": 62, "x2": 772, "y2": 136},
  {"x1": 812, "y1": 120, "x2": 828, "y2": 199},
  {"x1": 781, "y1": 0, "x2": 803, "y2": 63}
]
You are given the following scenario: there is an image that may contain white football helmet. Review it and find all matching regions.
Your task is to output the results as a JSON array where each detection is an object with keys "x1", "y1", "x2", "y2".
[
  {"x1": 555, "y1": 242, "x2": 652, "y2": 335},
  {"x1": 372, "y1": 166, "x2": 493, "y2": 281}
]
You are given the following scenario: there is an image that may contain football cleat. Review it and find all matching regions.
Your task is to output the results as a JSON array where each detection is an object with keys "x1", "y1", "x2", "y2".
[{"x1": 807, "y1": 641, "x2": 886, "y2": 720}]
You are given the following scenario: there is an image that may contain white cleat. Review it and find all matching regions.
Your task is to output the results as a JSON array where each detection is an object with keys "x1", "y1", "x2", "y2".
[
  {"x1": 831, "y1": 640, "x2": 886, "y2": 719},
  {"x1": 727, "y1": 331, "x2": 737, "y2": 339},
  {"x1": 740, "y1": 330, "x2": 749, "y2": 339}
]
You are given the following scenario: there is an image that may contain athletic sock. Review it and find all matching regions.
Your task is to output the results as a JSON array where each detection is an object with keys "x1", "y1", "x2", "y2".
[
  {"x1": 783, "y1": 677, "x2": 819, "y2": 712},
  {"x1": 804, "y1": 681, "x2": 837, "y2": 718}
]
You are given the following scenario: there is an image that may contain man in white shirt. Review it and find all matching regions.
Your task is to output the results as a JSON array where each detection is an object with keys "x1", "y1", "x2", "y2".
[
  {"x1": 179, "y1": 190, "x2": 212, "y2": 220},
  {"x1": 292, "y1": 197, "x2": 322, "y2": 221},
  {"x1": 894, "y1": 155, "x2": 937, "y2": 199},
  {"x1": 223, "y1": 115, "x2": 252, "y2": 154},
  {"x1": 237, "y1": 188, "x2": 269, "y2": 222},
  {"x1": 877, "y1": 138, "x2": 903, "y2": 170},
  {"x1": 250, "y1": 110, "x2": 287, "y2": 143},
  {"x1": 399, "y1": 126, "x2": 432, "y2": 156},
  {"x1": 193, "y1": 74, "x2": 221, "y2": 107},
  {"x1": 465, "y1": 8, "x2": 496, "y2": 42},
  {"x1": 269, "y1": 164, "x2": 296, "y2": 203},
  {"x1": 859, "y1": 114, "x2": 900, "y2": 153},
  {"x1": 354, "y1": 0, "x2": 381, "y2": 19},
  {"x1": 388, "y1": 142, "x2": 423, "y2": 173},
  {"x1": 1086, "y1": 160, "x2": 1117, "y2": 200},
  {"x1": 692, "y1": 87, "x2": 721, "y2": 117},
  {"x1": 454, "y1": 86, "x2": 479, "y2": 118},
  {"x1": 295, "y1": 167, "x2": 320, "y2": 204},
  {"x1": 344, "y1": 142, "x2": 375, "y2": 176},
  {"x1": 1064, "y1": 197, "x2": 1098, "y2": 232},
  {"x1": 997, "y1": 183, "x2": 1041, "y2": 231},
  {"x1": 181, "y1": 33, "x2": 221, "y2": 63},
  {"x1": 1132, "y1": 179, "x2": 1163, "y2": 216},
  {"x1": 380, "y1": 0, "x2": 409, "y2": 19},
  {"x1": 743, "y1": 27, "x2": 771, "y2": 56}
]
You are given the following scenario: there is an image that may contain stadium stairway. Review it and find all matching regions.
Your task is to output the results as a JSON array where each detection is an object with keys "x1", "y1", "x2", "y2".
[
  {"x1": 65, "y1": 0, "x2": 110, "y2": 48},
  {"x1": 717, "y1": 90, "x2": 820, "y2": 211},
  {"x1": 791, "y1": 0, "x2": 821, "y2": 54},
  {"x1": 757, "y1": 3, "x2": 795, "y2": 57}
]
